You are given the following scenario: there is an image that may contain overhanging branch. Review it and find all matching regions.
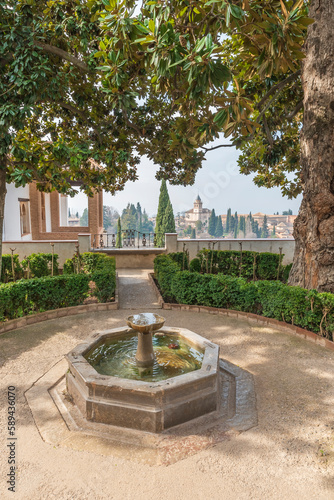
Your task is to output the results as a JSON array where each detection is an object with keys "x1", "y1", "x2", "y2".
[
  {"x1": 199, "y1": 144, "x2": 234, "y2": 152},
  {"x1": 256, "y1": 70, "x2": 301, "y2": 111},
  {"x1": 33, "y1": 41, "x2": 90, "y2": 72},
  {"x1": 286, "y1": 100, "x2": 303, "y2": 119}
]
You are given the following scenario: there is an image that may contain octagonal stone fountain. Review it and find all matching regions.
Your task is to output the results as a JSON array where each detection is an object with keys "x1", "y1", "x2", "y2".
[{"x1": 66, "y1": 313, "x2": 220, "y2": 433}]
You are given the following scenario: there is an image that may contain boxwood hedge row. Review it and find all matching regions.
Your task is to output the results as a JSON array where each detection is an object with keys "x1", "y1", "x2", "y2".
[
  {"x1": 0, "y1": 253, "x2": 116, "y2": 322},
  {"x1": 154, "y1": 254, "x2": 334, "y2": 340}
]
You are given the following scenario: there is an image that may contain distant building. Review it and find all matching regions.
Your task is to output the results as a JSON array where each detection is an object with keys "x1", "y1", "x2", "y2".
[
  {"x1": 185, "y1": 196, "x2": 211, "y2": 226},
  {"x1": 219, "y1": 211, "x2": 296, "y2": 238}
]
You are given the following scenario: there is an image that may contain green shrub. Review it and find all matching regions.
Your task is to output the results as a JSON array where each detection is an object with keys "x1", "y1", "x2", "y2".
[
  {"x1": 1, "y1": 254, "x2": 24, "y2": 282},
  {"x1": 21, "y1": 253, "x2": 59, "y2": 277},
  {"x1": 0, "y1": 252, "x2": 116, "y2": 322},
  {"x1": 193, "y1": 249, "x2": 284, "y2": 281},
  {"x1": 0, "y1": 275, "x2": 90, "y2": 321},
  {"x1": 91, "y1": 270, "x2": 116, "y2": 302},
  {"x1": 189, "y1": 257, "x2": 201, "y2": 273},
  {"x1": 63, "y1": 252, "x2": 116, "y2": 275},
  {"x1": 154, "y1": 254, "x2": 334, "y2": 340},
  {"x1": 63, "y1": 258, "x2": 75, "y2": 274},
  {"x1": 154, "y1": 254, "x2": 179, "y2": 301},
  {"x1": 168, "y1": 252, "x2": 189, "y2": 270},
  {"x1": 62, "y1": 252, "x2": 116, "y2": 302},
  {"x1": 282, "y1": 263, "x2": 293, "y2": 283},
  {"x1": 256, "y1": 252, "x2": 282, "y2": 280}
]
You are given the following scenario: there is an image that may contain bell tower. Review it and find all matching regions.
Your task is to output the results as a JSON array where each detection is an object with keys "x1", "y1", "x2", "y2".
[{"x1": 194, "y1": 195, "x2": 203, "y2": 214}]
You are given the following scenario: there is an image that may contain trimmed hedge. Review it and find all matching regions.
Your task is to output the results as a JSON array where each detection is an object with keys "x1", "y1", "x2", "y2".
[
  {"x1": 154, "y1": 254, "x2": 334, "y2": 340},
  {"x1": 193, "y1": 249, "x2": 287, "y2": 281},
  {"x1": 0, "y1": 252, "x2": 116, "y2": 322},
  {"x1": 63, "y1": 252, "x2": 116, "y2": 303},
  {"x1": 0, "y1": 275, "x2": 90, "y2": 321},
  {"x1": 21, "y1": 252, "x2": 59, "y2": 278},
  {"x1": 1, "y1": 254, "x2": 24, "y2": 283}
]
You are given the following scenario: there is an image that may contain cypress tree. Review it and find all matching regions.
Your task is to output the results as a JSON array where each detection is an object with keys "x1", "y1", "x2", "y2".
[
  {"x1": 234, "y1": 211, "x2": 238, "y2": 230},
  {"x1": 136, "y1": 202, "x2": 142, "y2": 232},
  {"x1": 226, "y1": 208, "x2": 231, "y2": 233},
  {"x1": 116, "y1": 217, "x2": 122, "y2": 248},
  {"x1": 234, "y1": 222, "x2": 238, "y2": 238},
  {"x1": 155, "y1": 180, "x2": 170, "y2": 246},
  {"x1": 261, "y1": 215, "x2": 269, "y2": 238},
  {"x1": 230, "y1": 215, "x2": 235, "y2": 232},
  {"x1": 239, "y1": 215, "x2": 246, "y2": 236},
  {"x1": 215, "y1": 216, "x2": 224, "y2": 237},
  {"x1": 162, "y1": 200, "x2": 176, "y2": 235},
  {"x1": 208, "y1": 209, "x2": 217, "y2": 236},
  {"x1": 191, "y1": 228, "x2": 196, "y2": 239}
]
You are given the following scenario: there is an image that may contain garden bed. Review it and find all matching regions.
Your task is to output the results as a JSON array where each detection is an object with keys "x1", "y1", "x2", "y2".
[
  {"x1": 0, "y1": 253, "x2": 117, "y2": 325},
  {"x1": 154, "y1": 254, "x2": 334, "y2": 342}
]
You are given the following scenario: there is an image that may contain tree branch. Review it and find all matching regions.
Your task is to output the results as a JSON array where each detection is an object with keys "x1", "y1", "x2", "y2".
[
  {"x1": 122, "y1": 108, "x2": 144, "y2": 137},
  {"x1": 286, "y1": 100, "x2": 303, "y2": 119},
  {"x1": 33, "y1": 41, "x2": 90, "y2": 72},
  {"x1": 256, "y1": 70, "x2": 301, "y2": 110},
  {"x1": 199, "y1": 144, "x2": 234, "y2": 152},
  {"x1": 58, "y1": 101, "x2": 88, "y2": 122},
  {"x1": 263, "y1": 114, "x2": 273, "y2": 147}
]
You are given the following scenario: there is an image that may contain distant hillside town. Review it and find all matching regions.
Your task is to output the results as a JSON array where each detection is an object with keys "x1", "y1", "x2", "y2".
[
  {"x1": 67, "y1": 192, "x2": 296, "y2": 240},
  {"x1": 175, "y1": 196, "x2": 295, "y2": 239}
]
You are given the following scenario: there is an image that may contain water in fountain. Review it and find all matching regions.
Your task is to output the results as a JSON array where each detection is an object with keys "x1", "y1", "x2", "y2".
[{"x1": 85, "y1": 332, "x2": 204, "y2": 382}]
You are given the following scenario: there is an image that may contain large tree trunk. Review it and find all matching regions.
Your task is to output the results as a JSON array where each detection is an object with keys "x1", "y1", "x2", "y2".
[
  {"x1": 289, "y1": 0, "x2": 334, "y2": 292},
  {"x1": 0, "y1": 165, "x2": 7, "y2": 282}
]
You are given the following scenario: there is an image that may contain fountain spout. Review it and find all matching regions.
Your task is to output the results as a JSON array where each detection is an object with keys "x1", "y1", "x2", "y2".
[{"x1": 126, "y1": 313, "x2": 165, "y2": 367}]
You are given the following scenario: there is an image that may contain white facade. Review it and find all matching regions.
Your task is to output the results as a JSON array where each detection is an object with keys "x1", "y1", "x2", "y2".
[{"x1": 3, "y1": 184, "x2": 32, "y2": 241}]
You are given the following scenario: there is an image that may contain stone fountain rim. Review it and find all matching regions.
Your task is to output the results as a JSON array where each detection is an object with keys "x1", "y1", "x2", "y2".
[{"x1": 66, "y1": 325, "x2": 219, "y2": 390}]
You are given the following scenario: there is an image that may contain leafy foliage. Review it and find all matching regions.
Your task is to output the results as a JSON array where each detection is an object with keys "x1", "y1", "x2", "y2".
[
  {"x1": 1, "y1": 0, "x2": 140, "y2": 195},
  {"x1": 0, "y1": 275, "x2": 90, "y2": 321},
  {"x1": 94, "y1": 0, "x2": 312, "y2": 196},
  {"x1": 1, "y1": 254, "x2": 24, "y2": 282},
  {"x1": 21, "y1": 253, "x2": 59, "y2": 278},
  {"x1": 194, "y1": 249, "x2": 286, "y2": 281},
  {"x1": 62, "y1": 251, "x2": 116, "y2": 302}
]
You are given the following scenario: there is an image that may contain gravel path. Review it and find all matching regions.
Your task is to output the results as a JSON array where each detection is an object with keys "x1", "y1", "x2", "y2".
[
  {"x1": 0, "y1": 270, "x2": 334, "y2": 500},
  {"x1": 118, "y1": 269, "x2": 160, "y2": 309}
]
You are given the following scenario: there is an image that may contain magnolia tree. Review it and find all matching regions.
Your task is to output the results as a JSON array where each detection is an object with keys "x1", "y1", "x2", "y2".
[
  {"x1": 93, "y1": 0, "x2": 333, "y2": 291},
  {"x1": 0, "y1": 0, "x2": 141, "y2": 276},
  {"x1": 2, "y1": 1, "x2": 333, "y2": 291}
]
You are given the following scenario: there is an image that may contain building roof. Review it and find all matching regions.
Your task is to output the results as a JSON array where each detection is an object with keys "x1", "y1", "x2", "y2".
[{"x1": 195, "y1": 195, "x2": 201, "y2": 202}]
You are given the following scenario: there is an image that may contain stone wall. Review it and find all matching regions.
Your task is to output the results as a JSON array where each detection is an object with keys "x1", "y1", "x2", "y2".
[
  {"x1": 2, "y1": 234, "x2": 91, "y2": 267},
  {"x1": 165, "y1": 234, "x2": 295, "y2": 264}
]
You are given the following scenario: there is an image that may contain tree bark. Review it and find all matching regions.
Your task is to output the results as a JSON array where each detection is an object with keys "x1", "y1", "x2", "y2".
[
  {"x1": 289, "y1": 0, "x2": 334, "y2": 292},
  {"x1": 0, "y1": 163, "x2": 7, "y2": 282}
]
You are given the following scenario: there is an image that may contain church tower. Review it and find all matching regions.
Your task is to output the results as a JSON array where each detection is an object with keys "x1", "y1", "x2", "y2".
[{"x1": 194, "y1": 195, "x2": 203, "y2": 214}]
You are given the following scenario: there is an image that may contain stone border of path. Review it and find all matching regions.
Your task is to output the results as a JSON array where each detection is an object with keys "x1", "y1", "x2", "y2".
[
  {"x1": 148, "y1": 273, "x2": 334, "y2": 353},
  {"x1": 0, "y1": 272, "x2": 119, "y2": 335}
]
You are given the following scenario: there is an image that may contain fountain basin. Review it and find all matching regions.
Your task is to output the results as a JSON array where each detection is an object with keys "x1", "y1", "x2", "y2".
[{"x1": 66, "y1": 326, "x2": 220, "y2": 433}]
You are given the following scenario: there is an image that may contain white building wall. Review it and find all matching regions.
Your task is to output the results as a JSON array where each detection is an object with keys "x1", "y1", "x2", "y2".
[
  {"x1": 45, "y1": 193, "x2": 51, "y2": 232},
  {"x1": 3, "y1": 184, "x2": 32, "y2": 241},
  {"x1": 59, "y1": 194, "x2": 68, "y2": 227}
]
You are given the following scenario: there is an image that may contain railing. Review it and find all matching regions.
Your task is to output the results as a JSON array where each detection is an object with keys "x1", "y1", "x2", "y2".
[{"x1": 92, "y1": 231, "x2": 165, "y2": 249}]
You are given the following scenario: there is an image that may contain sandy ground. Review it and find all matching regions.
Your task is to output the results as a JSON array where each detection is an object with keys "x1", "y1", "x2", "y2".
[{"x1": 1, "y1": 270, "x2": 334, "y2": 499}]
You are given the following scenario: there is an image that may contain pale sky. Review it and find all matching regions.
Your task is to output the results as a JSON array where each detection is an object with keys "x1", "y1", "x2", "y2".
[{"x1": 68, "y1": 140, "x2": 302, "y2": 218}]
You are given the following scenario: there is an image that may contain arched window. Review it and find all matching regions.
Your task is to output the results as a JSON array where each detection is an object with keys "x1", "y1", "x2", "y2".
[{"x1": 19, "y1": 200, "x2": 31, "y2": 235}]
